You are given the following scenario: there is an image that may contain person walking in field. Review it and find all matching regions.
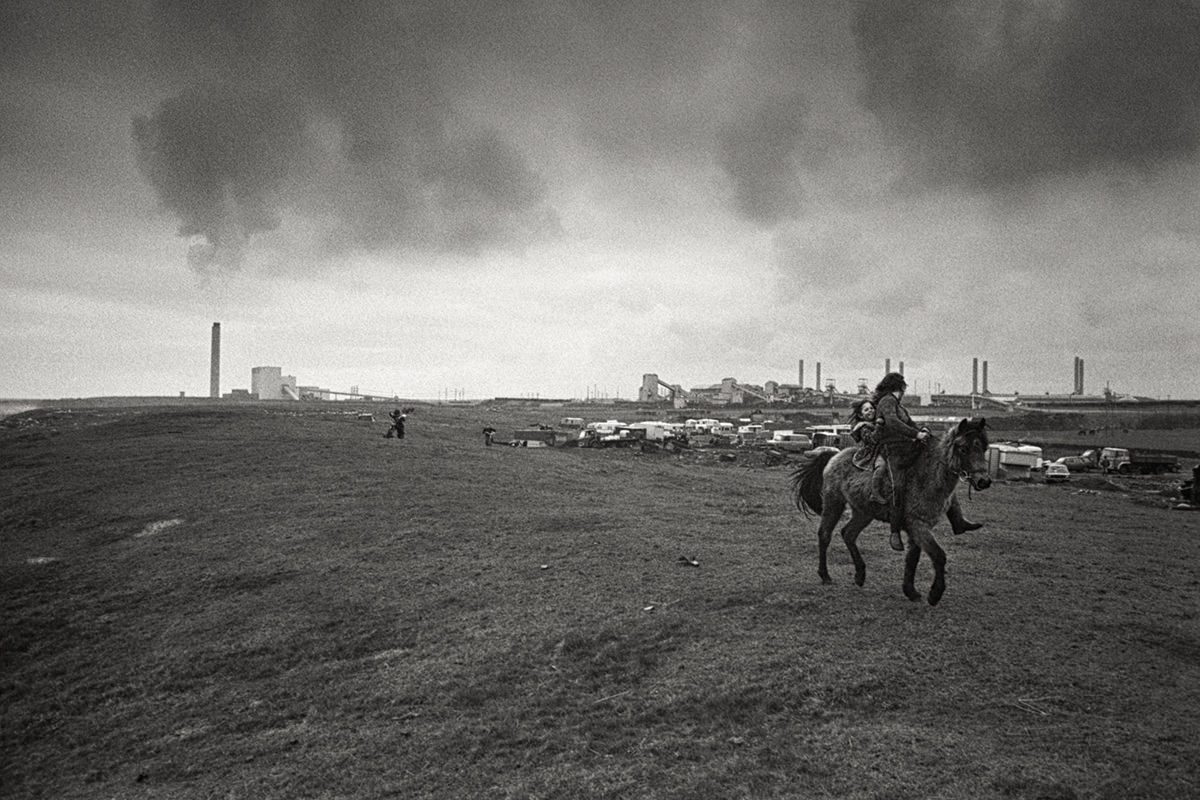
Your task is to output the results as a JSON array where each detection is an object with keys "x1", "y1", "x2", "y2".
[{"x1": 386, "y1": 409, "x2": 406, "y2": 439}]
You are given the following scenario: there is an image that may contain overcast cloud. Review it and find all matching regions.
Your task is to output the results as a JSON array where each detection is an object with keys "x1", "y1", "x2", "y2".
[{"x1": 2, "y1": 0, "x2": 1198, "y2": 400}]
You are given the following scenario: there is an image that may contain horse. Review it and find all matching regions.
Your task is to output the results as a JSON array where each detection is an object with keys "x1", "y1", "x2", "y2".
[{"x1": 789, "y1": 418, "x2": 992, "y2": 605}]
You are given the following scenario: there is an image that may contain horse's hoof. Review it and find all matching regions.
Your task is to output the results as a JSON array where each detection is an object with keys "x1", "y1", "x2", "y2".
[
  {"x1": 854, "y1": 571, "x2": 866, "y2": 587},
  {"x1": 819, "y1": 574, "x2": 833, "y2": 585},
  {"x1": 928, "y1": 587, "x2": 945, "y2": 605},
  {"x1": 903, "y1": 586, "x2": 922, "y2": 602}
]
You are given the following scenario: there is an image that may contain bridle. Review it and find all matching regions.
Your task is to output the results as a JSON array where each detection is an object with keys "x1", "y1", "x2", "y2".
[{"x1": 948, "y1": 429, "x2": 989, "y2": 493}]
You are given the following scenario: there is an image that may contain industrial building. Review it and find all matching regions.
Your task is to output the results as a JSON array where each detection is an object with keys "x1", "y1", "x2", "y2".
[{"x1": 251, "y1": 367, "x2": 299, "y2": 401}]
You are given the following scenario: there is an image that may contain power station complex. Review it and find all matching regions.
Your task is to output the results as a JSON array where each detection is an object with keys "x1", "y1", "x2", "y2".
[
  {"x1": 635, "y1": 354, "x2": 1101, "y2": 410},
  {"x1": 205, "y1": 322, "x2": 1162, "y2": 409},
  {"x1": 207, "y1": 323, "x2": 394, "y2": 403}
]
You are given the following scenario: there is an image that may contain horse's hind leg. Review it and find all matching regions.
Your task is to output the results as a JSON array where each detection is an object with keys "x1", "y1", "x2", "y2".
[
  {"x1": 840, "y1": 510, "x2": 873, "y2": 587},
  {"x1": 902, "y1": 540, "x2": 922, "y2": 602},
  {"x1": 816, "y1": 497, "x2": 845, "y2": 585}
]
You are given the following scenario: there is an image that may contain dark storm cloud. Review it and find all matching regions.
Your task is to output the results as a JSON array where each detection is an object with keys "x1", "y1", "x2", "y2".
[
  {"x1": 132, "y1": 86, "x2": 306, "y2": 274},
  {"x1": 124, "y1": 1, "x2": 562, "y2": 272},
  {"x1": 853, "y1": 0, "x2": 1200, "y2": 189},
  {"x1": 718, "y1": 93, "x2": 809, "y2": 226},
  {"x1": 5, "y1": 0, "x2": 860, "y2": 258}
]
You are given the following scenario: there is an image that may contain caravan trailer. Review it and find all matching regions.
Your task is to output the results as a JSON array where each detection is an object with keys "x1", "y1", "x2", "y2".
[{"x1": 987, "y1": 443, "x2": 1043, "y2": 479}]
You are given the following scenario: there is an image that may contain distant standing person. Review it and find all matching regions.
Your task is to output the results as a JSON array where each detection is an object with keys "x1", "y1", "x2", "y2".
[
  {"x1": 483, "y1": 426, "x2": 497, "y2": 446},
  {"x1": 386, "y1": 409, "x2": 406, "y2": 439}
]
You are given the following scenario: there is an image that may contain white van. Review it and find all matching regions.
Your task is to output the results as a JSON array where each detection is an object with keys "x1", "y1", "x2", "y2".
[{"x1": 771, "y1": 430, "x2": 813, "y2": 452}]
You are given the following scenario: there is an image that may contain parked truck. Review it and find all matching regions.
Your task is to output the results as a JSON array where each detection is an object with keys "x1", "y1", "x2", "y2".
[
  {"x1": 1098, "y1": 447, "x2": 1179, "y2": 475},
  {"x1": 1056, "y1": 447, "x2": 1179, "y2": 475}
]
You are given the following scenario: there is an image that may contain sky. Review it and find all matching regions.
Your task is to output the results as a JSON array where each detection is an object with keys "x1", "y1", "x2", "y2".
[{"x1": 3, "y1": 0, "x2": 1199, "y2": 401}]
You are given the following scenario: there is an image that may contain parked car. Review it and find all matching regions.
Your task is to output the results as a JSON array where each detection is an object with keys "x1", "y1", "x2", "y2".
[
  {"x1": 1044, "y1": 463, "x2": 1071, "y2": 483},
  {"x1": 1054, "y1": 451, "x2": 1100, "y2": 472}
]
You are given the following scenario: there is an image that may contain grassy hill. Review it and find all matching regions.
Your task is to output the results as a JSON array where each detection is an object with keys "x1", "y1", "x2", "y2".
[{"x1": 3, "y1": 405, "x2": 1198, "y2": 798}]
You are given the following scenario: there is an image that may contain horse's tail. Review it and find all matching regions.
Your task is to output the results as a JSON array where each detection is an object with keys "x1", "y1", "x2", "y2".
[{"x1": 790, "y1": 447, "x2": 837, "y2": 515}]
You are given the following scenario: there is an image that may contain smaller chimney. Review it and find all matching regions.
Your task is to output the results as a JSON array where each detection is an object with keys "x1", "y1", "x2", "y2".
[
  {"x1": 885, "y1": 358, "x2": 891, "y2": 374},
  {"x1": 972, "y1": 357, "x2": 979, "y2": 395}
]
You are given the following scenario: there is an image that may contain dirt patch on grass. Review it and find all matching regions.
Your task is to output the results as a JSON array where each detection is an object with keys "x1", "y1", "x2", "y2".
[{"x1": 134, "y1": 518, "x2": 184, "y2": 538}]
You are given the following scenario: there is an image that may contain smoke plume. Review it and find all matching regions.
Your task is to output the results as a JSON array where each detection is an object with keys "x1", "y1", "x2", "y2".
[
  {"x1": 132, "y1": 1, "x2": 559, "y2": 273},
  {"x1": 133, "y1": 87, "x2": 306, "y2": 275}
]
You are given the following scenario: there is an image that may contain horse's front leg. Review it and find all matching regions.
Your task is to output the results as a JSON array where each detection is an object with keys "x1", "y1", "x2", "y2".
[
  {"x1": 902, "y1": 535, "x2": 922, "y2": 602},
  {"x1": 907, "y1": 520, "x2": 948, "y2": 606}
]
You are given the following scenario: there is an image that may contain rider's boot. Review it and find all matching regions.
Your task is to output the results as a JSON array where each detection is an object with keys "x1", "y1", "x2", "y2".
[
  {"x1": 946, "y1": 496, "x2": 983, "y2": 535},
  {"x1": 888, "y1": 467, "x2": 905, "y2": 551}
]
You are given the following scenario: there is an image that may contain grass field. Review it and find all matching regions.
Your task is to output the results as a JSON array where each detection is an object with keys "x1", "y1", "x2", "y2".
[{"x1": 3, "y1": 404, "x2": 1199, "y2": 799}]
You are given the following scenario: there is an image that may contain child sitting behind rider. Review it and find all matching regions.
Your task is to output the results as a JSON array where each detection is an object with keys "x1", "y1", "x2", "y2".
[{"x1": 849, "y1": 398, "x2": 889, "y2": 505}]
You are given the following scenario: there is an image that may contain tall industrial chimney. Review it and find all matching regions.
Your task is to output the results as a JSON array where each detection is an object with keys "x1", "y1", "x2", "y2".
[
  {"x1": 972, "y1": 358, "x2": 979, "y2": 395},
  {"x1": 885, "y1": 358, "x2": 891, "y2": 374},
  {"x1": 816, "y1": 362, "x2": 822, "y2": 393},
  {"x1": 210, "y1": 322, "x2": 221, "y2": 399},
  {"x1": 982, "y1": 360, "x2": 989, "y2": 395},
  {"x1": 798, "y1": 359, "x2": 804, "y2": 390},
  {"x1": 898, "y1": 360, "x2": 904, "y2": 376}
]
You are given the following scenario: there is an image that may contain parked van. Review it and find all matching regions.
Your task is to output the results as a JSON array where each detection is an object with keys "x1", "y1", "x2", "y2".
[
  {"x1": 629, "y1": 421, "x2": 676, "y2": 442},
  {"x1": 771, "y1": 431, "x2": 813, "y2": 452},
  {"x1": 805, "y1": 425, "x2": 855, "y2": 449}
]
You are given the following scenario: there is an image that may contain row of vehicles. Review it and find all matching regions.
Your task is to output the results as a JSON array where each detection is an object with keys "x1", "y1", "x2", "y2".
[
  {"x1": 562, "y1": 417, "x2": 1181, "y2": 479},
  {"x1": 1051, "y1": 447, "x2": 1180, "y2": 476},
  {"x1": 1040, "y1": 446, "x2": 1181, "y2": 485},
  {"x1": 563, "y1": 417, "x2": 861, "y2": 453},
  {"x1": 562, "y1": 417, "x2": 848, "y2": 451}
]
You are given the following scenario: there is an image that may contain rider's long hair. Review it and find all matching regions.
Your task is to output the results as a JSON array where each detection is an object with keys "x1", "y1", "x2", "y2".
[{"x1": 873, "y1": 371, "x2": 907, "y2": 396}]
